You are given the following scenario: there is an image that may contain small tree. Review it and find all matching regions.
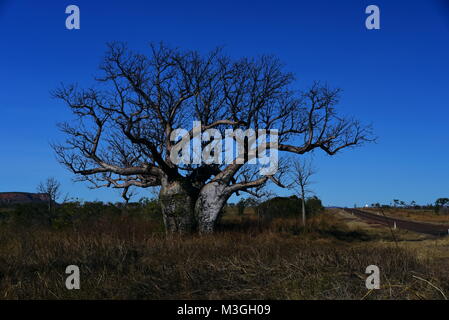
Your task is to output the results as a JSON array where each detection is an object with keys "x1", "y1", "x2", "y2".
[
  {"x1": 237, "y1": 198, "x2": 246, "y2": 216},
  {"x1": 291, "y1": 158, "x2": 316, "y2": 226},
  {"x1": 435, "y1": 198, "x2": 449, "y2": 214},
  {"x1": 436, "y1": 198, "x2": 449, "y2": 207},
  {"x1": 37, "y1": 177, "x2": 61, "y2": 213}
]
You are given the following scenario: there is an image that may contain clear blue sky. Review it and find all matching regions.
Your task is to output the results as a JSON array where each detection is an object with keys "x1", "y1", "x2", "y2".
[{"x1": 0, "y1": 0, "x2": 448, "y2": 206}]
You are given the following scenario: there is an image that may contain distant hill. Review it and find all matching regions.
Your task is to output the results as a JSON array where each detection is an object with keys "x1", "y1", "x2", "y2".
[{"x1": 0, "y1": 192, "x2": 50, "y2": 206}]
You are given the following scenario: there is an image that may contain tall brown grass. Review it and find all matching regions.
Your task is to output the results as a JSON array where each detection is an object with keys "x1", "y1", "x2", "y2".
[{"x1": 0, "y1": 214, "x2": 447, "y2": 300}]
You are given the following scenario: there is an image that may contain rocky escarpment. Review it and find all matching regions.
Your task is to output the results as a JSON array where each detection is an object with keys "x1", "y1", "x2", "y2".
[{"x1": 0, "y1": 192, "x2": 50, "y2": 206}]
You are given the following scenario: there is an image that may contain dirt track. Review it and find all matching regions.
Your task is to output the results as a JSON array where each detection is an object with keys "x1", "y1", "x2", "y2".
[{"x1": 343, "y1": 208, "x2": 449, "y2": 237}]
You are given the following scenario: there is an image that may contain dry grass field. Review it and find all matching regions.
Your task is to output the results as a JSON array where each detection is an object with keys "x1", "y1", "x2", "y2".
[
  {"x1": 363, "y1": 207, "x2": 449, "y2": 225},
  {"x1": 0, "y1": 207, "x2": 448, "y2": 300}
]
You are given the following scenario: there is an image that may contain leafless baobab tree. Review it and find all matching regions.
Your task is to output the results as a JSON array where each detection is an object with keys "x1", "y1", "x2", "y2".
[
  {"x1": 52, "y1": 42, "x2": 374, "y2": 234},
  {"x1": 37, "y1": 177, "x2": 61, "y2": 213},
  {"x1": 291, "y1": 158, "x2": 316, "y2": 226}
]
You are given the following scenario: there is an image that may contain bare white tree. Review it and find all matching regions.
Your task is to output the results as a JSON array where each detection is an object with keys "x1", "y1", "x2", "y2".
[
  {"x1": 37, "y1": 177, "x2": 61, "y2": 212},
  {"x1": 291, "y1": 158, "x2": 316, "y2": 226}
]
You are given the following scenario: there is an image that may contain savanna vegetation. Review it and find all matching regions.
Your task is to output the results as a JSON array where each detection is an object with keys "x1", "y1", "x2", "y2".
[{"x1": 0, "y1": 198, "x2": 448, "y2": 300}]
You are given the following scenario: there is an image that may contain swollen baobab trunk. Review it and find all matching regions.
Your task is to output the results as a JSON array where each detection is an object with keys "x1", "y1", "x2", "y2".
[
  {"x1": 195, "y1": 182, "x2": 230, "y2": 233},
  {"x1": 159, "y1": 180, "x2": 198, "y2": 233}
]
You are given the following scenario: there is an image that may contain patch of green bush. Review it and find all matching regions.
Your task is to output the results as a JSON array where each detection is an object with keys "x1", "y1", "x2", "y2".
[
  {"x1": 3, "y1": 199, "x2": 163, "y2": 229},
  {"x1": 256, "y1": 195, "x2": 324, "y2": 220}
]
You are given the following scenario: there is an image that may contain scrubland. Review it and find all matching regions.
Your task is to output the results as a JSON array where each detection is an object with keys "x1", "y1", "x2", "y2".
[{"x1": 0, "y1": 207, "x2": 448, "y2": 300}]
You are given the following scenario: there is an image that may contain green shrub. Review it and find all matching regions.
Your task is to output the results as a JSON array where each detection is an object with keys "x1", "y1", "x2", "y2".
[
  {"x1": 256, "y1": 195, "x2": 324, "y2": 220},
  {"x1": 306, "y1": 196, "x2": 324, "y2": 215},
  {"x1": 3, "y1": 199, "x2": 163, "y2": 230},
  {"x1": 8, "y1": 203, "x2": 51, "y2": 226}
]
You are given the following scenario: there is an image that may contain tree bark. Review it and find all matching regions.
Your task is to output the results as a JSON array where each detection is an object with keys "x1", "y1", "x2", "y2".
[
  {"x1": 301, "y1": 186, "x2": 306, "y2": 227},
  {"x1": 301, "y1": 197, "x2": 306, "y2": 227},
  {"x1": 159, "y1": 180, "x2": 197, "y2": 233},
  {"x1": 195, "y1": 182, "x2": 229, "y2": 233}
]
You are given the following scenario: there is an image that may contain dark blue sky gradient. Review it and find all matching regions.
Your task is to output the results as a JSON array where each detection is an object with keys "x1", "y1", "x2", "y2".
[{"x1": 0, "y1": 0, "x2": 448, "y2": 206}]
